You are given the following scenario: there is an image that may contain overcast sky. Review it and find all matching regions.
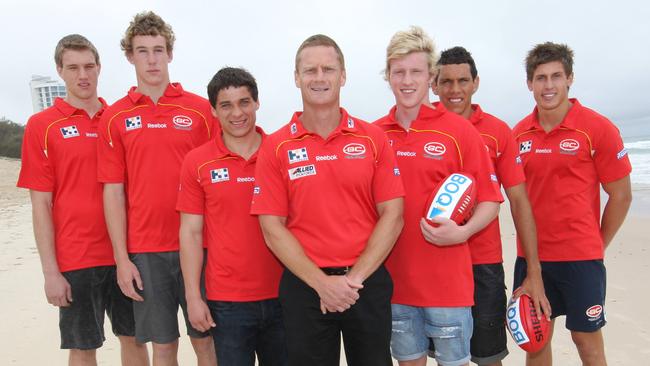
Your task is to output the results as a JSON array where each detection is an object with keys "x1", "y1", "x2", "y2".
[{"x1": 2, "y1": 0, "x2": 649, "y2": 136}]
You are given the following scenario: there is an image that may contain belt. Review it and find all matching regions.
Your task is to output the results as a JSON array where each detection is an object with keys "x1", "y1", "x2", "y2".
[{"x1": 321, "y1": 266, "x2": 352, "y2": 276}]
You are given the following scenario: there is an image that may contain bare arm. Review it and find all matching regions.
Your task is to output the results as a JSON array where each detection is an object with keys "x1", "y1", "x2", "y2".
[
  {"x1": 179, "y1": 213, "x2": 214, "y2": 332},
  {"x1": 258, "y1": 215, "x2": 360, "y2": 312},
  {"x1": 347, "y1": 197, "x2": 403, "y2": 285},
  {"x1": 103, "y1": 183, "x2": 143, "y2": 301},
  {"x1": 30, "y1": 190, "x2": 72, "y2": 307},
  {"x1": 506, "y1": 183, "x2": 551, "y2": 319},
  {"x1": 420, "y1": 201, "x2": 500, "y2": 246},
  {"x1": 601, "y1": 175, "x2": 632, "y2": 249}
]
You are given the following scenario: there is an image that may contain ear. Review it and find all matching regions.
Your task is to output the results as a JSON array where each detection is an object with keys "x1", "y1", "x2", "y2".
[
  {"x1": 527, "y1": 79, "x2": 533, "y2": 92},
  {"x1": 340, "y1": 69, "x2": 346, "y2": 87},
  {"x1": 211, "y1": 106, "x2": 218, "y2": 118},
  {"x1": 472, "y1": 75, "x2": 480, "y2": 94},
  {"x1": 126, "y1": 51, "x2": 135, "y2": 65},
  {"x1": 96, "y1": 63, "x2": 101, "y2": 76},
  {"x1": 168, "y1": 49, "x2": 173, "y2": 63},
  {"x1": 56, "y1": 65, "x2": 63, "y2": 78},
  {"x1": 567, "y1": 73, "x2": 574, "y2": 88},
  {"x1": 254, "y1": 100, "x2": 260, "y2": 111},
  {"x1": 294, "y1": 70, "x2": 300, "y2": 88}
]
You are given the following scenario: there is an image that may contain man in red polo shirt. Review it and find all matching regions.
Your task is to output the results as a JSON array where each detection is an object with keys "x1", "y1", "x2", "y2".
[
  {"x1": 98, "y1": 11, "x2": 216, "y2": 365},
  {"x1": 434, "y1": 46, "x2": 550, "y2": 366},
  {"x1": 251, "y1": 34, "x2": 404, "y2": 366},
  {"x1": 512, "y1": 42, "x2": 632, "y2": 366},
  {"x1": 374, "y1": 27, "x2": 502, "y2": 366},
  {"x1": 177, "y1": 67, "x2": 287, "y2": 366},
  {"x1": 18, "y1": 34, "x2": 148, "y2": 365}
]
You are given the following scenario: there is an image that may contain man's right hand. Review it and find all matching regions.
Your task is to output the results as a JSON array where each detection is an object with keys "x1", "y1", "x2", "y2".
[
  {"x1": 187, "y1": 298, "x2": 216, "y2": 332},
  {"x1": 116, "y1": 260, "x2": 144, "y2": 301},
  {"x1": 44, "y1": 272, "x2": 72, "y2": 307},
  {"x1": 315, "y1": 275, "x2": 361, "y2": 313}
]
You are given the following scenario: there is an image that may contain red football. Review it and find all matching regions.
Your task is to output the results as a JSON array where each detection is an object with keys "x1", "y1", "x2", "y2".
[
  {"x1": 423, "y1": 173, "x2": 477, "y2": 225},
  {"x1": 506, "y1": 294, "x2": 551, "y2": 353}
]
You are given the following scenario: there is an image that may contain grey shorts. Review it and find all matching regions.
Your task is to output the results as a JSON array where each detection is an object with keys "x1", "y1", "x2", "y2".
[
  {"x1": 130, "y1": 251, "x2": 210, "y2": 344},
  {"x1": 60, "y1": 265, "x2": 135, "y2": 349}
]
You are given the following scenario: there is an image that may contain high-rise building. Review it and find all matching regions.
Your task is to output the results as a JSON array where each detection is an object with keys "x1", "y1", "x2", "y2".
[{"x1": 30, "y1": 75, "x2": 66, "y2": 112}]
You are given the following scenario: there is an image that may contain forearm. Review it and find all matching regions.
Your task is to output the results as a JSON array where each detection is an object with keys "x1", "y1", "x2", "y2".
[
  {"x1": 348, "y1": 198, "x2": 403, "y2": 283},
  {"x1": 103, "y1": 184, "x2": 129, "y2": 263},
  {"x1": 29, "y1": 191, "x2": 59, "y2": 275},
  {"x1": 462, "y1": 201, "x2": 500, "y2": 238},
  {"x1": 179, "y1": 218, "x2": 205, "y2": 301},
  {"x1": 507, "y1": 186, "x2": 541, "y2": 272},
  {"x1": 601, "y1": 194, "x2": 632, "y2": 248}
]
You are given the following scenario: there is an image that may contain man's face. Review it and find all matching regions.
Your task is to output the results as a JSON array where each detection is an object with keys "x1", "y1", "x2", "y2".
[
  {"x1": 388, "y1": 51, "x2": 433, "y2": 110},
  {"x1": 57, "y1": 49, "x2": 100, "y2": 101},
  {"x1": 294, "y1": 46, "x2": 346, "y2": 107},
  {"x1": 213, "y1": 86, "x2": 259, "y2": 140},
  {"x1": 127, "y1": 35, "x2": 172, "y2": 88},
  {"x1": 434, "y1": 63, "x2": 478, "y2": 119},
  {"x1": 527, "y1": 61, "x2": 573, "y2": 112}
]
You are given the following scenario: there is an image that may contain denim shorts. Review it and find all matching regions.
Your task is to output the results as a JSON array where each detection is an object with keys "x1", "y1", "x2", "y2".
[{"x1": 391, "y1": 304, "x2": 472, "y2": 366}]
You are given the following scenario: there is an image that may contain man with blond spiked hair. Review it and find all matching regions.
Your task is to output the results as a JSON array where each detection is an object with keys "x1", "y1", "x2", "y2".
[
  {"x1": 374, "y1": 27, "x2": 503, "y2": 366},
  {"x1": 98, "y1": 11, "x2": 216, "y2": 365}
]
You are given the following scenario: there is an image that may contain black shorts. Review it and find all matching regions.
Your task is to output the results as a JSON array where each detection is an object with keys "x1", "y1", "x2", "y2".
[
  {"x1": 130, "y1": 251, "x2": 210, "y2": 344},
  {"x1": 60, "y1": 265, "x2": 135, "y2": 350},
  {"x1": 470, "y1": 263, "x2": 508, "y2": 365},
  {"x1": 513, "y1": 257, "x2": 607, "y2": 332}
]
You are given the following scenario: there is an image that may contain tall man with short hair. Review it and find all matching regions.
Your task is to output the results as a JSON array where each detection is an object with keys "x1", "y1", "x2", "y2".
[
  {"x1": 98, "y1": 11, "x2": 216, "y2": 366},
  {"x1": 375, "y1": 27, "x2": 503, "y2": 366},
  {"x1": 178, "y1": 67, "x2": 288, "y2": 366},
  {"x1": 18, "y1": 34, "x2": 149, "y2": 366},
  {"x1": 434, "y1": 46, "x2": 551, "y2": 366},
  {"x1": 512, "y1": 42, "x2": 632, "y2": 365},
  {"x1": 251, "y1": 34, "x2": 405, "y2": 366}
]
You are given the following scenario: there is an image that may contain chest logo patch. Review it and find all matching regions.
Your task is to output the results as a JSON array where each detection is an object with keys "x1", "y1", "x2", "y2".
[
  {"x1": 288, "y1": 164, "x2": 316, "y2": 180},
  {"x1": 288, "y1": 147, "x2": 309, "y2": 164},
  {"x1": 424, "y1": 142, "x2": 446, "y2": 156},
  {"x1": 343, "y1": 143, "x2": 366, "y2": 157},
  {"x1": 210, "y1": 168, "x2": 230, "y2": 183},
  {"x1": 520, "y1": 140, "x2": 532, "y2": 154},
  {"x1": 559, "y1": 139, "x2": 579, "y2": 152},
  {"x1": 173, "y1": 115, "x2": 193, "y2": 130},
  {"x1": 125, "y1": 116, "x2": 142, "y2": 131},
  {"x1": 60, "y1": 125, "x2": 79, "y2": 139}
]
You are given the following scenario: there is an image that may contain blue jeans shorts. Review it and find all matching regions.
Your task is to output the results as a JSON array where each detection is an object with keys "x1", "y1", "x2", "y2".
[{"x1": 391, "y1": 304, "x2": 472, "y2": 366}]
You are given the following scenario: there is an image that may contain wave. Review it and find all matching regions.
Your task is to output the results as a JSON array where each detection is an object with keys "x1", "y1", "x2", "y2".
[{"x1": 625, "y1": 139, "x2": 650, "y2": 152}]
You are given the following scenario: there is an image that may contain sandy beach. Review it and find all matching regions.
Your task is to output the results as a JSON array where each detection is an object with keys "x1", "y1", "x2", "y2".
[{"x1": 1, "y1": 156, "x2": 648, "y2": 365}]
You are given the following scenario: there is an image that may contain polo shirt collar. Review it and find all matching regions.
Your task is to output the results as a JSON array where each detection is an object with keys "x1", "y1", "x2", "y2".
[
  {"x1": 468, "y1": 104, "x2": 484, "y2": 125},
  {"x1": 54, "y1": 97, "x2": 108, "y2": 118},
  {"x1": 377, "y1": 103, "x2": 445, "y2": 129},
  {"x1": 521, "y1": 98, "x2": 582, "y2": 132},
  {"x1": 214, "y1": 126, "x2": 266, "y2": 162},
  {"x1": 287, "y1": 108, "x2": 358, "y2": 138},
  {"x1": 127, "y1": 82, "x2": 185, "y2": 104}
]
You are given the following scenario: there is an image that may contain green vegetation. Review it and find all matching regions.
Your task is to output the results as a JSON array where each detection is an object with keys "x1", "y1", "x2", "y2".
[{"x1": 0, "y1": 118, "x2": 24, "y2": 158}]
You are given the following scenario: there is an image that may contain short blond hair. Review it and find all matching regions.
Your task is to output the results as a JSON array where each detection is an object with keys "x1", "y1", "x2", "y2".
[
  {"x1": 384, "y1": 26, "x2": 437, "y2": 80},
  {"x1": 54, "y1": 34, "x2": 100, "y2": 68},
  {"x1": 295, "y1": 34, "x2": 345, "y2": 72},
  {"x1": 120, "y1": 11, "x2": 175, "y2": 54}
]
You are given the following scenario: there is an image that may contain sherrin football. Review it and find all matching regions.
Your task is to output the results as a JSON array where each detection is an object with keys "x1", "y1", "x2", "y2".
[
  {"x1": 506, "y1": 294, "x2": 551, "y2": 353},
  {"x1": 423, "y1": 173, "x2": 477, "y2": 225}
]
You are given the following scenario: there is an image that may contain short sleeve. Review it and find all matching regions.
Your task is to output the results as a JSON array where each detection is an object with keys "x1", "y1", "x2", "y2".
[
  {"x1": 176, "y1": 153, "x2": 205, "y2": 214},
  {"x1": 97, "y1": 113, "x2": 126, "y2": 183},
  {"x1": 250, "y1": 139, "x2": 289, "y2": 216},
  {"x1": 16, "y1": 118, "x2": 54, "y2": 191},
  {"x1": 371, "y1": 130, "x2": 405, "y2": 203},
  {"x1": 462, "y1": 126, "x2": 503, "y2": 203},
  {"x1": 594, "y1": 119, "x2": 632, "y2": 183},
  {"x1": 495, "y1": 126, "x2": 526, "y2": 189}
]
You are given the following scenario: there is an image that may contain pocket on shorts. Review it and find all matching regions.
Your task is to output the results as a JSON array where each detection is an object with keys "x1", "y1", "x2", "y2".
[{"x1": 391, "y1": 305, "x2": 414, "y2": 335}]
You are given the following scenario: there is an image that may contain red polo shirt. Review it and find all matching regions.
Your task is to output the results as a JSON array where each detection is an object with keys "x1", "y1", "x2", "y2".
[
  {"x1": 17, "y1": 98, "x2": 115, "y2": 272},
  {"x1": 467, "y1": 104, "x2": 526, "y2": 265},
  {"x1": 513, "y1": 99, "x2": 632, "y2": 261},
  {"x1": 97, "y1": 83, "x2": 215, "y2": 253},
  {"x1": 176, "y1": 127, "x2": 283, "y2": 301},
  {"x1": 251, "y1": 108, "x2": 404, "y2": 267},
  {"x1": 375, "y1": 103, "x2": 502, "y2": 307}
]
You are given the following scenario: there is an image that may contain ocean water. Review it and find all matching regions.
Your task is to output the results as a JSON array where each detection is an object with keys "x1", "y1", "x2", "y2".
[{"x1": 625, "y1": 137, "x2": 650, "y2": 186}]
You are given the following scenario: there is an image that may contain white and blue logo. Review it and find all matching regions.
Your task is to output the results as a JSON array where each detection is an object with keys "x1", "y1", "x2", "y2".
[
  {"x1": 425, "y1": 174, "x2": 473, "y2": 221},
  {"x1": 60, "y1": 125, "x2": 79, "y2": 139},
  {"x1": 210, "y1": 168, "x2": 229, "y2": 183},
  {"x1": 125, "y1": 116, "x2": 142, "y2": 131},
  {"x1": 393, "y1": 168, "x2": 401, "y2": 176},
  {"x1": 288, "y1": 147, "x2": 309, "y2": 164},
  {"x1": 520, "y1": 140, "x2": 532, "y2": 154}
]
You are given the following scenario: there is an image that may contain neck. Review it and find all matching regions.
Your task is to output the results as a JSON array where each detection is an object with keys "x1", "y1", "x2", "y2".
[
  {"x1": 222, "y1": 129, "x2": 262, "y2": 161},
  {"x1": 395, "y1": 103, "x2": 427, "y2": 130},
  {"x1": 538, "y1": 98, "x2": 572, "y2": 132},
  {"x1": 64, "y1": 95, "x2": 102, "y2": 117},
  {"x1": 460, "y1": 104, "x2": 474, "y2": 120},
  {"x1": 136, "y1": 80, "x2": 170, "y2": 104},
  {"x1": 300, "y1": 104, "x2": 341, "y2": 138}
]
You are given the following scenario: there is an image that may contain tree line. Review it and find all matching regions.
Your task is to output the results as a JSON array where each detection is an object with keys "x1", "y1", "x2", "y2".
[{"x1": 0, "y1": 118, "x2": 24, "y2": 159}]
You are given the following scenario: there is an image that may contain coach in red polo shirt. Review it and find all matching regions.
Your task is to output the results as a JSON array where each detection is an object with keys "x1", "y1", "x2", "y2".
[
  {"x1": 251, "y1": 34, "x2": 404, "y2": 366},
  {"x1": 512, "y1": 42, "x2": 632, "y2": 366}
]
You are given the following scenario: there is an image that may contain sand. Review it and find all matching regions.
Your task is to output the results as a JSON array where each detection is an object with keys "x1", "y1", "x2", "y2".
[{"x1": 1, "y1": 156, "x2": 648, "y2": 365}]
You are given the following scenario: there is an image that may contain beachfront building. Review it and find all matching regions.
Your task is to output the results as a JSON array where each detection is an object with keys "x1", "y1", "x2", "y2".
[{"x1": 30, "y1": 75, "x2": 66, "y2": 113}]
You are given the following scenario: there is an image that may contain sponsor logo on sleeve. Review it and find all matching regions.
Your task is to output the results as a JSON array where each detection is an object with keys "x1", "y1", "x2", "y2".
[
  {"x1": 288, "y1": 164, "x2": 316, "y2": 180},
  {"x1": 290, "y1": 123, "x2": 298, "y2": 135},
  {"x1": 343, "y1": 143, "x2": 366, "y2": 159},
  {"x1": 288, "y1": 147, "x2": 309, "y2": 164},
  {"x1": 173, "y1": 115, "x2": 193, "y2": 130},
  {"x1": 60, "y1": 125, "x2": 79, "y2": 138},
  {"x1": 394, "y1": 168, "x2": 401, "y2": 176},
  {"x1": 210, "y1": 168, "x2": 230, "y2": 183},
  {"x1": 617, "y1": 148, "x2": 628, "y2": 160},
  {"x1": 125, "y1": 116, "x2": 142, "y2": 131},
  {"x1": 490, "y1": 174, "x2": 498, "y2": 182},
  {"x1": 253, "y1": 186, "x2": 261, "y2": 195},
  {"x1": 347, "y1": 118, "x2": 354, "y2": 129},
  {"x1": 516, "y1": 156, "x2": 522, "y2": 165},
  {"x1": 520, "y1": 140, "x2": 532, "y2": 154}
]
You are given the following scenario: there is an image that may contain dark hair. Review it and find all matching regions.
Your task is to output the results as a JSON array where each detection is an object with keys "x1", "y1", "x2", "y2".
[
  {"x1": 207, "y1": 67, "x2": 258, "y2": 107},
  {"x1": 437, "y1": 46, "x2": 477, "y2": 79},
  {"x1": 295, "y1": 34, "x2": 345, "y2": 71},
  {"x1": 525, "y1": 42, "x2": 574, "y2": 81}
]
